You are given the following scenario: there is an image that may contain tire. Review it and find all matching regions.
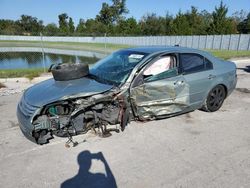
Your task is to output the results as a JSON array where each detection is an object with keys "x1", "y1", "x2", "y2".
[
  {"x1": 51, "y1": 63, "x2": 89, "y2": 81},
  {"x1": 202, "y1": 85, "x2": 226, "y2": 112}
]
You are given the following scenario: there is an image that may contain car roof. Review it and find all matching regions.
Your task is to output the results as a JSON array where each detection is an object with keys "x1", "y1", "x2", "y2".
[{"x1": 124, "y1": 46, "x2": 212, "y2": 57}]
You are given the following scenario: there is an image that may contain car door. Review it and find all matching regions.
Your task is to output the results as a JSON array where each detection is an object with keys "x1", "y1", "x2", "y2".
[
  {"x1": 129, "y1": 54, "x2": 191, "y2": 120},
  {"x1": 179, "y1": 53, "x2": 214, "y2": 108}
]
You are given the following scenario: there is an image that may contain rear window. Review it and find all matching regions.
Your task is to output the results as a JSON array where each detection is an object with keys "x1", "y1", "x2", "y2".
[{"x1": 180, "y1": 53, "x2": 213, "y2": 74}]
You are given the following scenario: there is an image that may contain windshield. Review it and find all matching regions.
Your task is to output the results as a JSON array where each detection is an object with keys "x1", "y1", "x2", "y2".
[{"x1": 89, "y1": 50, "x2": 148, "y2": 85}]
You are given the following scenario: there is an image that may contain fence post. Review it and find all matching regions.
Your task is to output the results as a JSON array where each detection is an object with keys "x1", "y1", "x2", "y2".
[
  {"x1": 40, "y1": 32, "x2": 46, "y2": 73},
  {"x1": 248, "y1": 35, "x2": 250, "y2": 50},
  {"x1": 191, "y1": 35, "x2": 194, "y2": 48},
  {"x1": 104, "y1": 33, "x2": 107, "y2": 54},
  {"x1": 212, "y1": 35, "x2": 215, "y2": 50},
  {"x1": 198, "y1": 35, "x2": 200, "y2": 49},
  {"x1": 237, "y1": 34, "x2": 241, "y2": 51},
  {"x1": 228, "y1": 34, "x2": 232, "y2": 50},
  {"x1": 205, "y1": 35, "x2": 208, "y2": 49},
  {"x1": 219, "y1": 35, "x2": 223, "y2": 49}
]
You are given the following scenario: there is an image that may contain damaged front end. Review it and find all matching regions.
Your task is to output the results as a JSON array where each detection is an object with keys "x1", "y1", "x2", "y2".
[{"x1": 17, "y1": 90, "x2": 130, "y2": 145}]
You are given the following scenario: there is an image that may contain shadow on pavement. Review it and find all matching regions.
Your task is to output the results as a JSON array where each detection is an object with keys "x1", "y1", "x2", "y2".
[
  {"x1": 237, "y1": 65, "x2": 250, "y2": 73},
  {"x1": 61, "y1": 151, "x2": 117, "y2": 188}
]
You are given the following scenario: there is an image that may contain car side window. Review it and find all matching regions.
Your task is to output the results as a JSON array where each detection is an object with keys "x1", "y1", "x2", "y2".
[
  {"x1": 180, "y1": 54, "x2": 213, "y2": 74},
  {"x1": 204, "y1": 58, "x2": 213, "y2": 70},
  {"x1": 143, "y1": 55, "x2": 178, "y2": 82}
]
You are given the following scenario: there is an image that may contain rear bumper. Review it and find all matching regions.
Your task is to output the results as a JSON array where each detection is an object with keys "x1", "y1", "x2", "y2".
[
  {"x1": 17, "y1": 103, "x2": 36, "y2": 143},
  {"x1": 228, "y1": 75, "x2": 237, "y2": 97}
]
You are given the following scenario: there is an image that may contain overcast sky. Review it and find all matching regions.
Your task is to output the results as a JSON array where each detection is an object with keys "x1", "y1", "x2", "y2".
[{"x1": 0, "y1": 0, "x2": 249, "y2": 25}]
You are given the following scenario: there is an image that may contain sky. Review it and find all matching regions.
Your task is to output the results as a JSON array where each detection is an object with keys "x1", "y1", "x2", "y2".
[{"x1": 0, "y1": 0, "x2": 249, "y2": 25}]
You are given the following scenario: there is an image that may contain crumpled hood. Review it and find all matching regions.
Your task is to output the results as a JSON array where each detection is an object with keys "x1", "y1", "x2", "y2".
[{"x1": 24, "y1": 77, "x2": 113, "y2": 107}]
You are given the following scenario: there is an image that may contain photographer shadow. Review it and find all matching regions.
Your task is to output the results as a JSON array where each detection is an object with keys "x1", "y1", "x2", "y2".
[{"x1": 61, "y1": 151, "x2": 117, "y2": 188}]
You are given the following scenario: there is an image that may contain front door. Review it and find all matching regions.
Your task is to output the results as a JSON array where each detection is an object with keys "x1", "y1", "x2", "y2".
[{"x1": 130, "y1": 54, "x2": 190, "y2": 120}]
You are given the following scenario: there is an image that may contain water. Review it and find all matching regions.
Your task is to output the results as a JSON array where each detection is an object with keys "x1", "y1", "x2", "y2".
[{"x1": 0, "y1": 48, "x2": 106, "y2": 70}]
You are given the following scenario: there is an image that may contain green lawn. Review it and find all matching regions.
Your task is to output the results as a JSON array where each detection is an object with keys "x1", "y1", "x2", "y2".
[
  {"x1": 207, "y1": 50, "x2": 250, "y2": 60},
  {"x1": 0, "y1": 68, "x2": 45, "y2": 80},
  {"x1": 0, "y1": 40, "x2": 249, "y2": 79},
  {"x1": 0, "y1": 40, "x2": 130, "y2": 53}
]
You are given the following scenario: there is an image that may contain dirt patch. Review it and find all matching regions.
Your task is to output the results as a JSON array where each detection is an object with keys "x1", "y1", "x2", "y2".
[
  {"x1": 0, "y1": 82, "x2": 6, "y2": 89},
  {"x1": 236, "y1": 88, "x2": 250, "y2": 94},
  {"x1": 0, "y1": 102, "x2": 5, "y2": 107},
  {"x1": 8, "y1": 120, "x2": 19, "y2": 128},
  {"x1": 185, "y1": 113, "x2": 193, "y2": 123}
]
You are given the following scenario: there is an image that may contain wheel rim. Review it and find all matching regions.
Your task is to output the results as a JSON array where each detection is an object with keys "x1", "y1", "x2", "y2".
[{"x1": 208, "y1": 86, "x2": 225, "y2": 111}]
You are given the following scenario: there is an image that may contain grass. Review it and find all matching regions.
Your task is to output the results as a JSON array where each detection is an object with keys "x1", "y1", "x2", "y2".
[
  {"x1": 207, "y1": 50, "x2": 250, "y2": 60},
  {"x1": 0, "y1": 40, "x2": 131, "y2": 53},
  {"x1": 0, "y1": 68, "x2": 45, "y2": 80}
]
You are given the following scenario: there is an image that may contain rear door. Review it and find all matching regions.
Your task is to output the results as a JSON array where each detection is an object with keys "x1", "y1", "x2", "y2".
[
  {"x1": 179, "y1": 53, "x2": 214, "y2": 108},
  {"x1": 130, "y1": 54, "x2": 190, "y2": 120}
]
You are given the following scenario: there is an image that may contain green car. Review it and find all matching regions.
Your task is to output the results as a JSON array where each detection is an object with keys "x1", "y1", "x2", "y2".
[{"x1": 17, "y1": 46, "x2": 237, "y2": 144}]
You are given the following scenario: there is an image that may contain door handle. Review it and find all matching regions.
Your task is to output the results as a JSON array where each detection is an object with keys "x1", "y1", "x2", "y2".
[
  {"x1": 174, "y1": 80, "x2": 185, "y2": 86},
  {"x1": 208, "y1": 74, "x2": 216, "y2": 79}
]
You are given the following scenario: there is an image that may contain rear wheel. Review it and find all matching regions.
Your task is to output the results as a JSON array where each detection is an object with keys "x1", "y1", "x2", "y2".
[{"x1": 202, "y1": 85, "x2": 226, "y2": 112}]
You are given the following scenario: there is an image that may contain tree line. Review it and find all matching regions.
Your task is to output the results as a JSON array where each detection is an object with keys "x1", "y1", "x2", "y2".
[{"x1": 0, "y1": 0, "x2": 249, "y2": 36}]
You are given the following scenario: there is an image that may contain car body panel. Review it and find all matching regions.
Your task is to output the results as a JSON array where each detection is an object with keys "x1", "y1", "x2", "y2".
[
  {"x1": 16, "y1": 46, "x2": 237, "y2": 144},
  {"x1": 130, "y1": 74, "x2": 190, "y2": 119},
  {"x1": 24, "y1": 77, "x2": 113, "y2": 107},
  {"x1": 182, "y1": 69, "x2": 215, "y2": 108}
]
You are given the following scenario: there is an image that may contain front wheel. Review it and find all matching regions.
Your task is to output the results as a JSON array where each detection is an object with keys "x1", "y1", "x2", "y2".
[{"x1": 202, "y1": 85, "x2": 226, "y2": 112}]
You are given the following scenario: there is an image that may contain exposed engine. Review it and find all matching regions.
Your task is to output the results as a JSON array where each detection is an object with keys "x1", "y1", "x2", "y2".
[{"x1": 31, "y1": 93, "x2": 129, "y2": 145}]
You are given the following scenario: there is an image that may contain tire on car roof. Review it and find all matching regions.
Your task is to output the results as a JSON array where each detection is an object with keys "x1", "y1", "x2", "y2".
[{"x1": 51, "y1": 63, "x2": 89, "y2": 81}]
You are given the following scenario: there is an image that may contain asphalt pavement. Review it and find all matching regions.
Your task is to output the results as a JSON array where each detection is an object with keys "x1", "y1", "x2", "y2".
[{"x1": 0, "y1": 59, "x2": 250, "y2": 188}]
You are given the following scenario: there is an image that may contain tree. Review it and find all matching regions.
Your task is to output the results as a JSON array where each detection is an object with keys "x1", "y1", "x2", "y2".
[
  {"x1": 115, "y1": 17, "x2": 139, "y2": 35},
  {"x1": 209, "y1": 1, "x2": 237, "y2": 34},
  {"x1": 76, "y1": 19, "x2": 86, "y2": 35},
  {"x1": 17, "y1": 15, "x2": 43, "y2": 35},
  {"x1": 58, "y1": 13, "x2": 69, "y2": 35},
  {"x1": 96, "y1": 0, "x2": 128, "y2": 25},
  {"x1": 164, "y1": 13, "x2": 174, "y2": 35},
  {"x1": 139, "y1": 13, "x2": 166, "y2": 35},
  {"x1": 111, "y1": 0, "x2": 129, "y2": 22},
  {"x1": 0, "y1": 19, "x2": 21, "y2": 35},
  {"x1": 238, "y1": 12, "x2": 250, "y2": 33},
  {"x1": 69, "y1": 17, "x2": 75, "y2": 34},
  {"x1": 172, "y1": 11, "x2": 192, "y2": 35},
  {"x1": 185, "y1": 6, "x2": 204, "y2": 34},
  {"x1": 232, "y1": 10, "x2": 247, "y2": 24},
  {"x1": 84, "y1": 19, "x2": 107, "y2": 36},
  {"x1": 44, "y1": 23, "x2": 59, "y2": 36},
  {"x1": 200, "y1": 10, "x2": 213, "y2": 34}
]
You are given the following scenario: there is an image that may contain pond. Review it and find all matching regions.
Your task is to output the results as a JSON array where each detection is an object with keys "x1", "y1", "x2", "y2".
[{"x1": 0, "y1": 47, "x2": 106, "y2": 69}]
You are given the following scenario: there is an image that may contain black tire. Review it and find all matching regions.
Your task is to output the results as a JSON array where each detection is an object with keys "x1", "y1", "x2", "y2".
[
  {"x1": 202, "y1": 85, "x2": 226, "y2": 112},
  {"x1": 51, "y1": 63, "x2": 89, "y2": 81}
]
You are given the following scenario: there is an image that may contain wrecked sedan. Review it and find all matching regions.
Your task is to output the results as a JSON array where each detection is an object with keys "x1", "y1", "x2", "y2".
[{"x1": 17, "y1": 47, "x2": 237, "y2": 144}]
